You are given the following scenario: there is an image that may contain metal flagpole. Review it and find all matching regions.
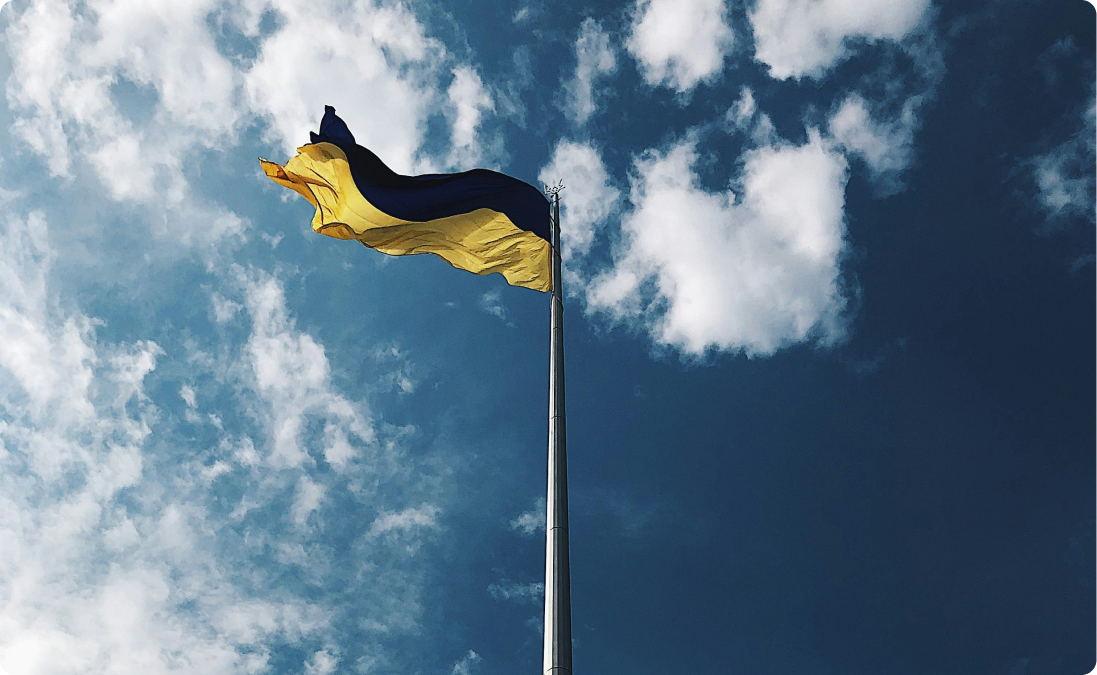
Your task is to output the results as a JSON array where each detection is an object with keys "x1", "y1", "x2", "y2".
[{"x1": 543, "y1": 186, "x2": 572, "y2": 675}]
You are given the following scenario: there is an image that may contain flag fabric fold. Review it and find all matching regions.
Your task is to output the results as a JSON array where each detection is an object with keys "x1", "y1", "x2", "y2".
[{"x1": 260, "y1": 106, "x2": 552, "y2": 292}]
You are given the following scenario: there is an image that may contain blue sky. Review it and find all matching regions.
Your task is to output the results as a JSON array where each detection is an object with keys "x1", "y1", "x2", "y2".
[{"x1": 0, "y1": 0, "x2": 1092, "y2": 674}]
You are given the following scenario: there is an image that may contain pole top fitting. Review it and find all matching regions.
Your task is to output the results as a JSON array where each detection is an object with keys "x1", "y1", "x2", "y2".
[{"x1": 544, "y1": 180, "x2": 565, "y2": 198}]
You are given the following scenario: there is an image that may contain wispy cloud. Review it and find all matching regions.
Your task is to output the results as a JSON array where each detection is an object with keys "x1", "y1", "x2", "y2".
[
  {"x1": 446, "y1": 66, "x2": 496, "y2": 169},
  {"x1": 304, "y1": 646, "x2": 340, "y2": 675},
  {"x1": 488, "y1": 580, "x2": 544, "y2": 604},
  {"x1": 450, "y1": 650, "x2": 482, "y2": 675},
  {"x1": 828, "y1": 92, "x2": 920, "y2": 194},
  {"x1": 241, "y1": 269, "x2": 376, "y2": 470},
  {"x1": 0, "y1": 212, "x2": 329, "y2": 674},
  {"x1": 369, "y1": 504, "x2": 441, "y2": 537},
  {"x1": 479, "y1": 288, "x2": 509, "y2": 322},
  {"x1": 1028, "y1": 92, "x2": 1096, "y2": 227},
  {"x1": 0, "y1": 206, "x2": 458, "y2": 671},
  {"x1": 510, "y1": 497, "x2": 546, "y2": 535},
  {"x1": 562, "y1": 18, "x2": 617, "y2": 126}
]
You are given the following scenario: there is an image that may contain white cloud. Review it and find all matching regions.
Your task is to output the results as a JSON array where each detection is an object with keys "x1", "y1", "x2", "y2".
[
  {"x1": 727, "y1": 87, "x2": 757, "y2": 130},
  {"x1": 1030, "y1": 96, "x2": 1096, "y2": 225},
  {"x1": 210, "y1": 292, "x2": 242, "y2": 324},
  {"x1": 0, "y1": 144, "x2": 455, "y2": 673},
  {"x1": 750, "y1": 0, "x2": 931, "y2": 80},
  {"x1": 245, "y1": 0, "x2": 449, "y2": 174},
  {"x1": 3, "y1": 0, "x2": 492, "y2": 258},
  {"x1": 369, "y1": 504, "x2": 440, "y2": 537},
  {"x1": 0, "y1": 211, "x2": 331, "y2": 675},
  {"x1": 487, "y1": 580, "x2": 544, "y2": 603},
  {"x1": 475, "y1": 286, "x2": 515, "y2": 325},
  {"x1": 0, "y1": 212, "x2": 95, "y2": 424},
  {"x1": 370, "y1": 344, "x2": 417, "y2": 395},
  {"x1": 4, "y1": 0, "x2": 249, "y2": 251},
  {"x1": 241, "y1": 270, "x2": 376, "y2": 469},
  {"x1": 7, "y1": 0, "x2": 238, "y2": 180},
  {"x1": 587, "y1": 131, "x2": 850, "y2": 356},
  {"x1": 291, "y1": 476, "x2": 326, "y2": 526},
  {"x1": 304, "y1": 647, "x2": 339, "y2": 675},
  {"x1": 538, "y1": 140, "x2": 621, "y2": 291},
  {"x1": 563, "y1": 18, "x2": 617, "y2": 125},
  {"x1": 479, "y1": 288, "x2": 508, "y2": 321},
  {"x1": 451, "y1": 650, "x2": 482, "y2": 675},
  {"x1": 179, "y1": 384, "x2": 197, "y2": 409},
  {"x1": 509, "y1": 498, "x2": 545, "y2": 535},
  {"x1": 445, "y1": 66, "x2": 495, "y2": 168},
  {"x1": 626, "y1": 0, "x2": 733, "y2": 94},
  {"x1": 828, "y1": 92, "x2": 919, "y2": 191},
  {"x1": 726, "y1": 87, "x2": 780, "y2": 147},
  {"x1": 513, "y1": 6, "x2": 534, "y2": 23}
]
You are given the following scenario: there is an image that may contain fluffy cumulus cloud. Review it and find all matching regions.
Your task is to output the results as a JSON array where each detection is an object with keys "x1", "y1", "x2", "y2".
[
  {"x1": 538, "y1": 140, "x2": 621, "y2": 271},
  {"x1": 244, "y1": 0, "x2": 451, "y2": 173},
  {"x1": 3, "y1": 0, "x2": 482, "y2": 242},
  {"x1": 626, "y1": 0, "x2": 734, "y2": 94},
  {"x1": 4, "y1": 0, "x2": 251, "y2": 249},
  {"x1": 587, "y1": 132, "x2": 850, "y2": 356},
  {"x1": 563, "y1": 18, "x2": 617, "y2": 126},
  {"x1": 750, "y1": 0, "x2": 931, "y2": 80},
  {"x1": 1030, "y1": 95, "x2": 1096, "y2": 225},
  {"x1": 6, "y1": 0, "x2": 237, "y2": 181}
]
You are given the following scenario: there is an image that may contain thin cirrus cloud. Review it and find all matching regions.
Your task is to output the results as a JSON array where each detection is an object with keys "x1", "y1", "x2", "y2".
[{"x1": 626, "y1": 0, "x2": 734, "y2": 95}]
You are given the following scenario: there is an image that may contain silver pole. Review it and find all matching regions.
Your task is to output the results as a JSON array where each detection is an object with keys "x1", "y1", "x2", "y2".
[{"x1": 543, "y1": 189, "x2": 572, "y2": 675}]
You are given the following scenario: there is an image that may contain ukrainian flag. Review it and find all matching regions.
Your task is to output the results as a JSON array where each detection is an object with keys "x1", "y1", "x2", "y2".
[{"x1": 260, "y1": 106, "x2": 552, "y2": 292}]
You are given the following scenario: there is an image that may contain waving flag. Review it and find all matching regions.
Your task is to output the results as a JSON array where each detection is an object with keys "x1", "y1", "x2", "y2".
[{"x1": 260, "y1": 106, "x2": 552, "y2": 292}]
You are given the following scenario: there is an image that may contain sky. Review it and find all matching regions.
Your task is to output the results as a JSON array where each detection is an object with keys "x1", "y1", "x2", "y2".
[{"x1": 0, "y1": 0, "x2": 1092, "y2": 674}]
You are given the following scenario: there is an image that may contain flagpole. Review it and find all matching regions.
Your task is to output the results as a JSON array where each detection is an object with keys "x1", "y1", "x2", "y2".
[{"x1": 544, "y1": 187, "x2": 572, "y2": 675}]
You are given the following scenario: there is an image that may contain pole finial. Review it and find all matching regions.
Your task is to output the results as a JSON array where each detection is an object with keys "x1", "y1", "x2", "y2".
[{"x1": 544, "y1": 180, "x2": 565, "y2": 198}]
